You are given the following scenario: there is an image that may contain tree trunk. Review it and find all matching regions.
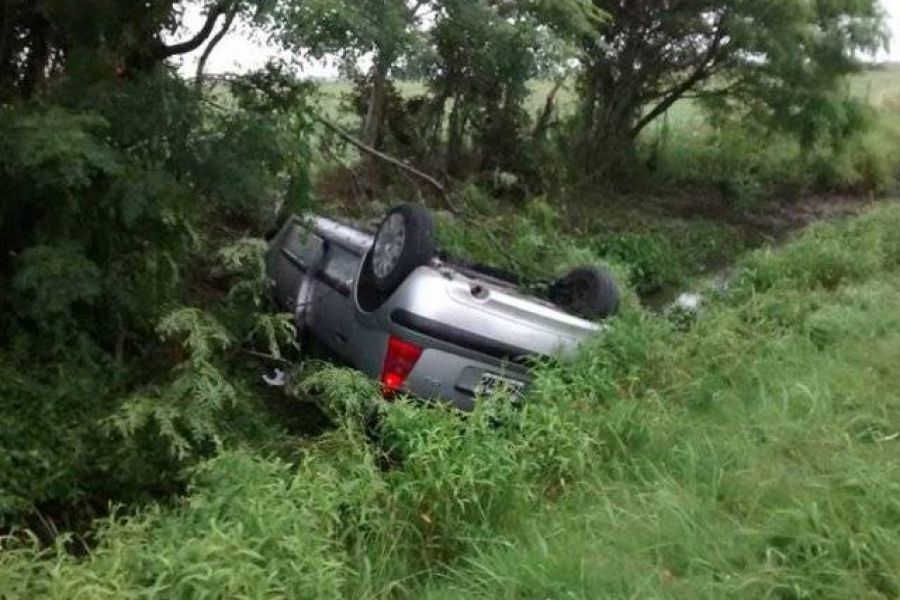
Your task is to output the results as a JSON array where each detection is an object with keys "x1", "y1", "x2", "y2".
[
  {"x1": 362, "y1": 53, "x2": 390, "y2": 191},
  {"x1": 574, "y1": 61, "x2": 646, "y2": 185},
  {"x1": 532, "y1": 79, "x2": 564, "y2": 140},
  {"x1": 446, "y1": 93, "x2": 467, "y2": 176},
  {"x1": 575, "y1": 98, "x2": 642, "y2": 185},
  {"x1": 0, "y1": 4, "x2": 13, "y2": 92},
  {"x1": 21, "y1": 16, "x2": 49, "y2": 98},
  {"x1": 363, "y1": 59, "x2": 388, "y2": 148}
]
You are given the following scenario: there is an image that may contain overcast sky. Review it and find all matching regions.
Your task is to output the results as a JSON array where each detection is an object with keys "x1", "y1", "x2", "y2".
[{"x1": 175, "y1": 0, "x2": 900, "y2": 78}]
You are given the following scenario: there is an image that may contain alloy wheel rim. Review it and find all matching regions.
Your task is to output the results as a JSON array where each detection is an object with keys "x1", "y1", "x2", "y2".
[{"x1": 373, "y1": 214, "x2": 406, "y2": 279}]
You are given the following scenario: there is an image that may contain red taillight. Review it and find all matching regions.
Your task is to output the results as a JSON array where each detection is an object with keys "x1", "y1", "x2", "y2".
[{"x1": 380, "y1": 336, "x2": 423, "y2": 397}]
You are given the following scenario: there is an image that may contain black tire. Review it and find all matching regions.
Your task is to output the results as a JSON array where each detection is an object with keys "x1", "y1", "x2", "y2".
[
  {"x1": 548, "y1": 266, "x2": 620, "y2": 320},
  {"x1": 368, "y1": 204, "x2": 435, "y2": 294}
]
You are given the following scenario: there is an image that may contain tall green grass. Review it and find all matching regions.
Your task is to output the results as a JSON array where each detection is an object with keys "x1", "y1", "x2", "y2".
[
  {"x1": 433, "y1": 191, "x2": 744, "y2": 298},
  {"x1": 420, "y1": 203, "x2": 900, "y2": 598},
  {"x1": 3, "y1": 200, "x2": 900, "y2": 597}
]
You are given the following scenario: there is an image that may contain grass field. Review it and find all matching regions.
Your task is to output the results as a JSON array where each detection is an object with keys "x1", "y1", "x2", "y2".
[
  {"x1": 4, "y1": 198, "x2": 900, "y2": 598},
  {"x1": 316, "y1": 67, "x2": 900, "y2": 122}
]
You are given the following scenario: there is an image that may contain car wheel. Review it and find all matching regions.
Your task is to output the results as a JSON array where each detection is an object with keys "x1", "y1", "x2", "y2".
[
  {"x1": 548, "y1": 266, "x2": 620, "y2": 320},
  {"x1": 369, "y1": 204, "x2": 435, "y2": 294}
]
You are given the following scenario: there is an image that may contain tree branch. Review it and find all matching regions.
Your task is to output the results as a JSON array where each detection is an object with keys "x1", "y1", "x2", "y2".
[
  {"x1": 153, "y1": 3, "x2": 225, "y2": 60},
  {"x1": 680, "y1": 80, "x2": 742, "y2": 101},
  {"x1": 313, "y1": 114, "x2": 456, "y2": 211},
  {"x1": 629, "y1": 31, "x2": 728, "y2": 138},
  {"x1": 195, "y1": 2, "x2": 240, "y2": 90},
  {"x1": 532, "y1": 78, "x2": 565, "y2": 139},
  {"x1": 410, "y1": 0, "x2": 430, "y2": 18}
]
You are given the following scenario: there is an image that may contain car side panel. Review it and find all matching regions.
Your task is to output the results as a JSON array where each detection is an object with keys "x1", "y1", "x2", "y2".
[
  {"x1": 305, "y1": 237, "x2": 368, "y2": 363},
  {"x1": 266, "y1": 219, "x2": 325, "y2": 315}
]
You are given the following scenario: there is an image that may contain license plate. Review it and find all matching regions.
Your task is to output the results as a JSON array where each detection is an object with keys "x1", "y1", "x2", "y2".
[{"x1": 474, "y1": 373, "x2": 526, "y2": 398}]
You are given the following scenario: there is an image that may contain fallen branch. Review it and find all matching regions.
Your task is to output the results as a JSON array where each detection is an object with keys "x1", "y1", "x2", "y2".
[
  {"x1": 313, "y1": 115, "x2": 459, "y2": 214},
  {"x1": 243, "y1": 349, "x2": 291, "y2": 366},
  {"x1": 312, "y1": 116, "x2": 541, "y2": 273}
]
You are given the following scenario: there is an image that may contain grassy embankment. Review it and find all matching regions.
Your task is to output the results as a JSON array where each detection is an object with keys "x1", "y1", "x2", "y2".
[
  {"x1": 423, "y1": 202, "x2": 900, "y2": 599},
  {"x1": 3, "y1": 197, "x2": 900, "y2": 597}
]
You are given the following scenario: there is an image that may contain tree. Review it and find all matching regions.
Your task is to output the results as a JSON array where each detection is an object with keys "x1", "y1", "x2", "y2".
[
  {"x1": 0, "y1": 0, "x2": 264, "y2": 98},
  {"x1": 574, "y1": 0, "x2": 888, "y2": 181},
  {"x1": 420, "y1": 0, "x2": 601, "y2": 176},
  {"x1": 272, "y1": 0, "x2": 429, "y2": 149},
  {"x1": 0, "y1": 2, "x2": 310, "y2": 355}
]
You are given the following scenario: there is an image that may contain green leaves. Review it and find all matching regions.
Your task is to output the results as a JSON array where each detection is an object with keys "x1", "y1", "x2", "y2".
[
  {"x1": 574, "y1": 0, "x2": 888, "y2": 179},
  {"x1": 273, "y1": 0, "x2": 418, "y2": 59},
  {"x1": 525, "y1": 0, "x2": 608, "y2": 38},
  {"x1": 248, "y1": 313, "x2": 296, "y2": 360},
  {"x1": 158, "y1": 308, "x2": 233, "y2": 365},
  {"x1": 12, "y1": 244, "x2": 102, "y2": 320},
  {"x1": 0, "y1": 107, "x2": 121, "y2": 191},
  {"x1": 217, "y1": 239, "x2": 269, "y2": 305},
  {"x1": 107, "y1": 308, "x2": 238, "y2": 458},
  {"x1": 107, "y1": 231, "x2": 295, "y2": 459}
]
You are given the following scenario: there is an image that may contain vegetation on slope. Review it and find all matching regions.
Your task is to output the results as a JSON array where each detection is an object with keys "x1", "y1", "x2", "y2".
[{"x1": 4, "y1": 201, "x2": 900, "y2": 598}]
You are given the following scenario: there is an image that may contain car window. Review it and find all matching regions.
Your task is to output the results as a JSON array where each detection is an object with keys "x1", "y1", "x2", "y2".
[
  {"x1": 322, "y1": 245, "x2": 361, "y2": 285},
  {"x1": 290, "y1": 225, "x2": 325, "y2": 269}
]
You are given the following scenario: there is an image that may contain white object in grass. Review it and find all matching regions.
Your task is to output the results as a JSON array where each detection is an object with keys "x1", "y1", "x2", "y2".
[
  {"x1": 263, "y1": 369, "x2": 287, "y2": 387},
  {"x1": 675, "y1": 293, "x2": 705, "y2": 312}
]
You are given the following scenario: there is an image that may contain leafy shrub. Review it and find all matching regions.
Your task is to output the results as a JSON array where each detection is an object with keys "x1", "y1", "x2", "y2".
[
  {"x1": 0, "y1": 315, "x2": 658, "y2": 595},
  {"x1": 807, "y1": 112, "x2": 900, "y2": 194},
  {"x1": 0, "y1": 63, "x2": 313, "y2": 527},
  {"x1": 0, "y1": 352, "x2": 185, "y2": 530},
  {"x1": 12, "y1": 245, "x2": 102, "y2": 323},
  {"x1": 110, "y1": 308, "x2": 237, "y2": 459},
  {"x1": 644, "y1": 118, "x2": 806, "y2": 205},
  {"x1": 109, "y1": 236, "x2": 297, "y2": 461}
]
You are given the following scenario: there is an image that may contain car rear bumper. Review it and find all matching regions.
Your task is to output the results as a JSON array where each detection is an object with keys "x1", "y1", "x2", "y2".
[{"x1": 404, "y1": 347, "x2": 529, "y2": 411}]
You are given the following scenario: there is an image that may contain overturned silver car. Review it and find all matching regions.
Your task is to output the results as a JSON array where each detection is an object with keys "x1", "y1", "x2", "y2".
[{"x1": 266, "y1": 204, "x2": 619, "y2": 410}]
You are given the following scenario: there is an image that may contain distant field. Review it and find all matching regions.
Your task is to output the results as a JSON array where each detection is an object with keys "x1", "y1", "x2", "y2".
[
  {"x1": 311, "y1": 67, "x2": 900, "y2": 188},
  {"x1": 316, "y1": 67, "x2": 900, "y2": 127},
  {"x1": 850, "y1": 66, "x2": 900, "y2": 108}
]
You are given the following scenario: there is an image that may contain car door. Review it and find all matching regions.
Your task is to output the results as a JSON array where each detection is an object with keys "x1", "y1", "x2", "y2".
[{"x1": 305, "y1": 239, "x2": 365, "y2": 362}]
